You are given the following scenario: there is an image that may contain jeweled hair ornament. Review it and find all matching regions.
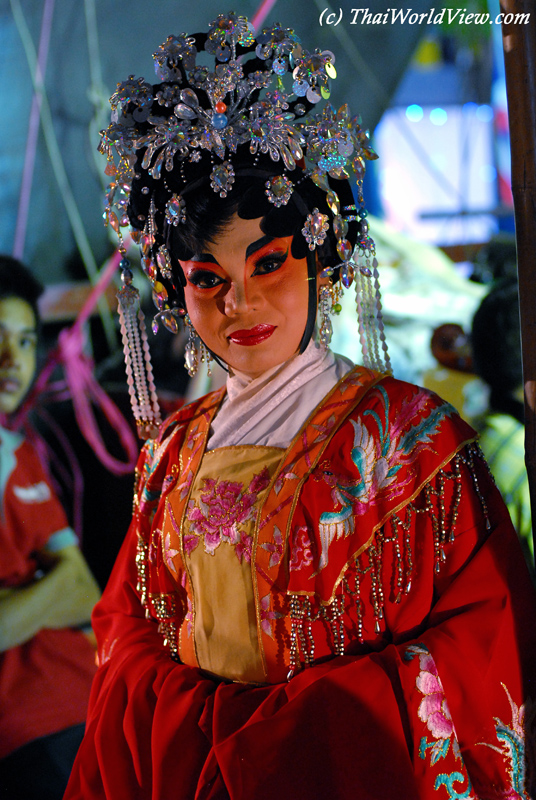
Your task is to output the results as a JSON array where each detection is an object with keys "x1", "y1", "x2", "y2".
[{"x1": 100, "y1": 11, "x2": 391, "y2": 433}]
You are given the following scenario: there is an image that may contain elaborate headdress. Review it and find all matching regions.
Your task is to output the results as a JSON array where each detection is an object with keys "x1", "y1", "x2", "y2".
[{"x1": 99, "y1": 11, "x2": 390, "y2": 436}]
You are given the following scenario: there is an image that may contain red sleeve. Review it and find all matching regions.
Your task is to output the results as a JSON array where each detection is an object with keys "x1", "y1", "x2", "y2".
[{"x1": 66, "y1": 448, "x2": 536, "y2": 800}]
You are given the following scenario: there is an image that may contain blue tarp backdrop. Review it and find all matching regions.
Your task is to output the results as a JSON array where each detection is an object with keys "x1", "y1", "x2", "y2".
[{"x1": 0, "y1": 0, "x2": 429, "y2": 283}]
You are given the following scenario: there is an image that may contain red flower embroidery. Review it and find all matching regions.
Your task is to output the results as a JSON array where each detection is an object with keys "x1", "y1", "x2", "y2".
[{"x1": 289, "y1": 526, "x2": 313, "y2": 571}]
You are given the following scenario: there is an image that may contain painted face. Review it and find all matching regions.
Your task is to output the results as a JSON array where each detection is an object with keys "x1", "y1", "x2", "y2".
[
  {"x1": 0, "y1": 297, "x2": 38, "y2": 414},
  {"x1": 180, "y1": 215, "x2": 311, "y2": 379}
]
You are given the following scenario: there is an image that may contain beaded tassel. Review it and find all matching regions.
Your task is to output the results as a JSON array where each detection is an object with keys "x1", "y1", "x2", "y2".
[
  {"x1": 330, "y1": 595, "x2": 346, "y2": 655},
  {"x1": 200, "y1": 341, "x2": 213, "y2": 377},
  {"x1": 117, "y1": 265, "x2": 162, "y2": 439},
  {"x1": 460, "y1": 444, "x2": 491, "y2": 529},
  {"x1": 355, "y1": 253, "x2": 391, "y2": 374},
  {"x1": 372, "y1": 257, "x2": 392, "y2": 373},
  {"x1": 318, "y1": 284, "x2": 333, "y2": 346},
  {"x1": 366, "y1": 530, "x2": 386, "y2": 634},
  {"x1": 288, "y1": 595, "x2": 302, "y2": 679},
  {"x1": 351, "y1": 240, "x2": 391, "y2": 375},
  {"x1": 287, "y1": 593, "x2": 348, "y2": 679},
  {"x1": 152, "y1": 593, "x2": 180, "y2": 661},
  {"x1": 184, "y1": 315, "x2": 199, "y2": 377},
  {"x1": 135, "y1": 534, "x2": 150, "y2": 615}
]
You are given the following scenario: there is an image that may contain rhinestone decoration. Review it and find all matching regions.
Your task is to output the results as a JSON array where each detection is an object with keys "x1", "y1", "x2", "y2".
[
  {"x1": 302, "y1": 208, "x2": 329, "y2": 250},
  {"x1": 100, "y1": 16, "x2": 376, "y2": 230},
  {"x1": 156, "y1": 245, "x2": 173, "y2": 280},
  {"x1": 165, "y1": 194, "x2": 186, "y2": 226},
  {"x1": 210, "y1": 161, "x2": 235, "y2": 197},
  {"x1": 265, "y1": 175, "x2": 294, "y2": 207}
]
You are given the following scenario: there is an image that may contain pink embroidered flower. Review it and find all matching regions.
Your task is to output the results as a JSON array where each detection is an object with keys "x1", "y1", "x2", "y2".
[
  {"x1": 311, "y1": 413, "x2": 337, "y2": 443},
  {"x1": 260, "y1": 593, "x2": 283, "y2": 637},
  {"x1": 183, "y1": 532, "x2": 199, "y2": 555},
  {"x1": 185, "y1": 596, "x2": 193, "y2": 638},
  {"x1": 186, "y1": 423, "x2": 199, "y2": 450},
  {"x1": 187, "y1": 468, "x2": 270, "y2": 557},
  {"x1": 261, "y1": 525, "x2": 283, "y2": 568},
  {"x1": 236, "y1": 531, "x2": 253, "y2": 563},
  {"x1": 274, "y1": 468, "x2": 298, "y2": 495},
  {"x1": 176, "y1": 469, "x2": 194, "y2": 501},
  {"x1": 416, "y1": 658, "x2": 454, "y2": 740},
  {"x1": 163, "y1": 532, "x2": 180, "y2": 573},
  {"x1": 249, "y1": 468, "x2": 271, "y2": 494}
]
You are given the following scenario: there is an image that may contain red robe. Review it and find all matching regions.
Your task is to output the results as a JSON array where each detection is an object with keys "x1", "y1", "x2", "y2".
[{"x1": 66, "y1": 368, "x2": 536, "y2": 799}]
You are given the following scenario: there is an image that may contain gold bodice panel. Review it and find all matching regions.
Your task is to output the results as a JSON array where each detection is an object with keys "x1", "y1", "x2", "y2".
[{"x1": 164, "y1": 445, "x2": 283, "y2": 683}]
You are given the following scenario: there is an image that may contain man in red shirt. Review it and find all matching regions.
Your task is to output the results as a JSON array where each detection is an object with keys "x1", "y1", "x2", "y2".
[{"x1": 0, "y1": 256, "x2": 100, "y2": 799}]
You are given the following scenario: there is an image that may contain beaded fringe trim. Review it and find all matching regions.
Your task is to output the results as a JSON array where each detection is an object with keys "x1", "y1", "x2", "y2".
[
  {"x1": 287, "y1": 444, "x2": 490, "y2": 678},
  {"x1": 136, "y1": 534, "x2": 180, "y2": 660}
]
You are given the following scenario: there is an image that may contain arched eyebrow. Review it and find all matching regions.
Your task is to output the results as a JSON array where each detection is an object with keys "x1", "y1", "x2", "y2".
[
  {"x1": 190, "y1": 253, "x2": 218, "y2": 264},
  {"x1": 190, "y1": 234, "x2": 275, "y2": 264},
  {"x1": 245, "y1": 235, "x2": 273, "y2": 260}
]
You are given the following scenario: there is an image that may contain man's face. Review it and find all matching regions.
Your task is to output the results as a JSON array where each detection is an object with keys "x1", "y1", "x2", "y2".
[{"x1": 0, "y1": 297, "x2": 37, "y2": 414}]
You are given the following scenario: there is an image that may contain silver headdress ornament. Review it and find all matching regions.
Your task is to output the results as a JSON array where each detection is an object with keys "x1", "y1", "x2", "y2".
[{"x1": 99, "y1": 11, "x2": 391, "y2": 435}]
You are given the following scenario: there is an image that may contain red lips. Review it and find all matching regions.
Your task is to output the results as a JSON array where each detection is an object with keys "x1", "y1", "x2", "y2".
[{"x1": 227, "y1": 324, "x2": 276, "y2": 346}]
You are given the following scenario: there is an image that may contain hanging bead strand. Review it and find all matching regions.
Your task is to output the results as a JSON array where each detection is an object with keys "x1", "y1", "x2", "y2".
[{"x1": 117, "y1": 264, "x2": 162, "y2": 438}]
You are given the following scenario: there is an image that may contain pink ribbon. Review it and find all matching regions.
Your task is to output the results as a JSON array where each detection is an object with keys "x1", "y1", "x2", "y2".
[{"x1": 14, "y1": 250, "x2": 140, "y2": 478}]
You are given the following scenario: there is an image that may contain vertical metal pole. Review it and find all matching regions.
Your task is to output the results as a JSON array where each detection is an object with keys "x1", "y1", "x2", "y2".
[{"x1": 501, "y1": 1, "x2": 536, "y2": 559}]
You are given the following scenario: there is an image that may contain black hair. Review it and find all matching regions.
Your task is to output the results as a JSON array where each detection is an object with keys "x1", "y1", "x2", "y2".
[
  {"x1": 471, "y1": 280, "x2": 524, "y2": 424},
  {"x1": 0, "y1": 255, "x2": 44, "y2": 325}
]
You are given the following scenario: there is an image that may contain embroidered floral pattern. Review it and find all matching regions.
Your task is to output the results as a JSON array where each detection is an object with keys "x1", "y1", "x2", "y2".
[
  {"x1": 235, "y1": 531, "x2": 253, "y2": 564},
  {"x1": 316, "y1": 388, "x2": 457, "y2": 570},
  {"x1": 261, "y1": 525, "x2": 283, "y2": 568},
  {"x1": 180, "y1": 573, "x2": 194, "y2": 639},
  {"x1": 480, "y1": 685, "x2": 534, "y2": 800},
  {"x1": 163, "y1": 532, "x2": 179, "y2": 574},
  {"x1": 273, "y1": 468, "x2": 299, "y2": 496},
  {"x1": 185, "y1": 597, "x2": 194, "y2": 638},
  {"x1": 175, "y1": 468, "x2": 194, "y2": 501},
  {"x1": 415, "y1": 650, "x2": 455, "y2": 741},
  {"x1": 406, "y1": 644, "x2": 532, "y2": 800},
  {"x1": 289, "y1": 526, "x2": 313, "y2": 571},
  {"x1": 186, "y1": 467, "x2": 271, "y2": 558},
  {"x1": 406, "y1": 644, "x2": 473, "y2": 798},
  {"x1": 260, "y1": 593, "x2": 284, "y2": 638}
]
